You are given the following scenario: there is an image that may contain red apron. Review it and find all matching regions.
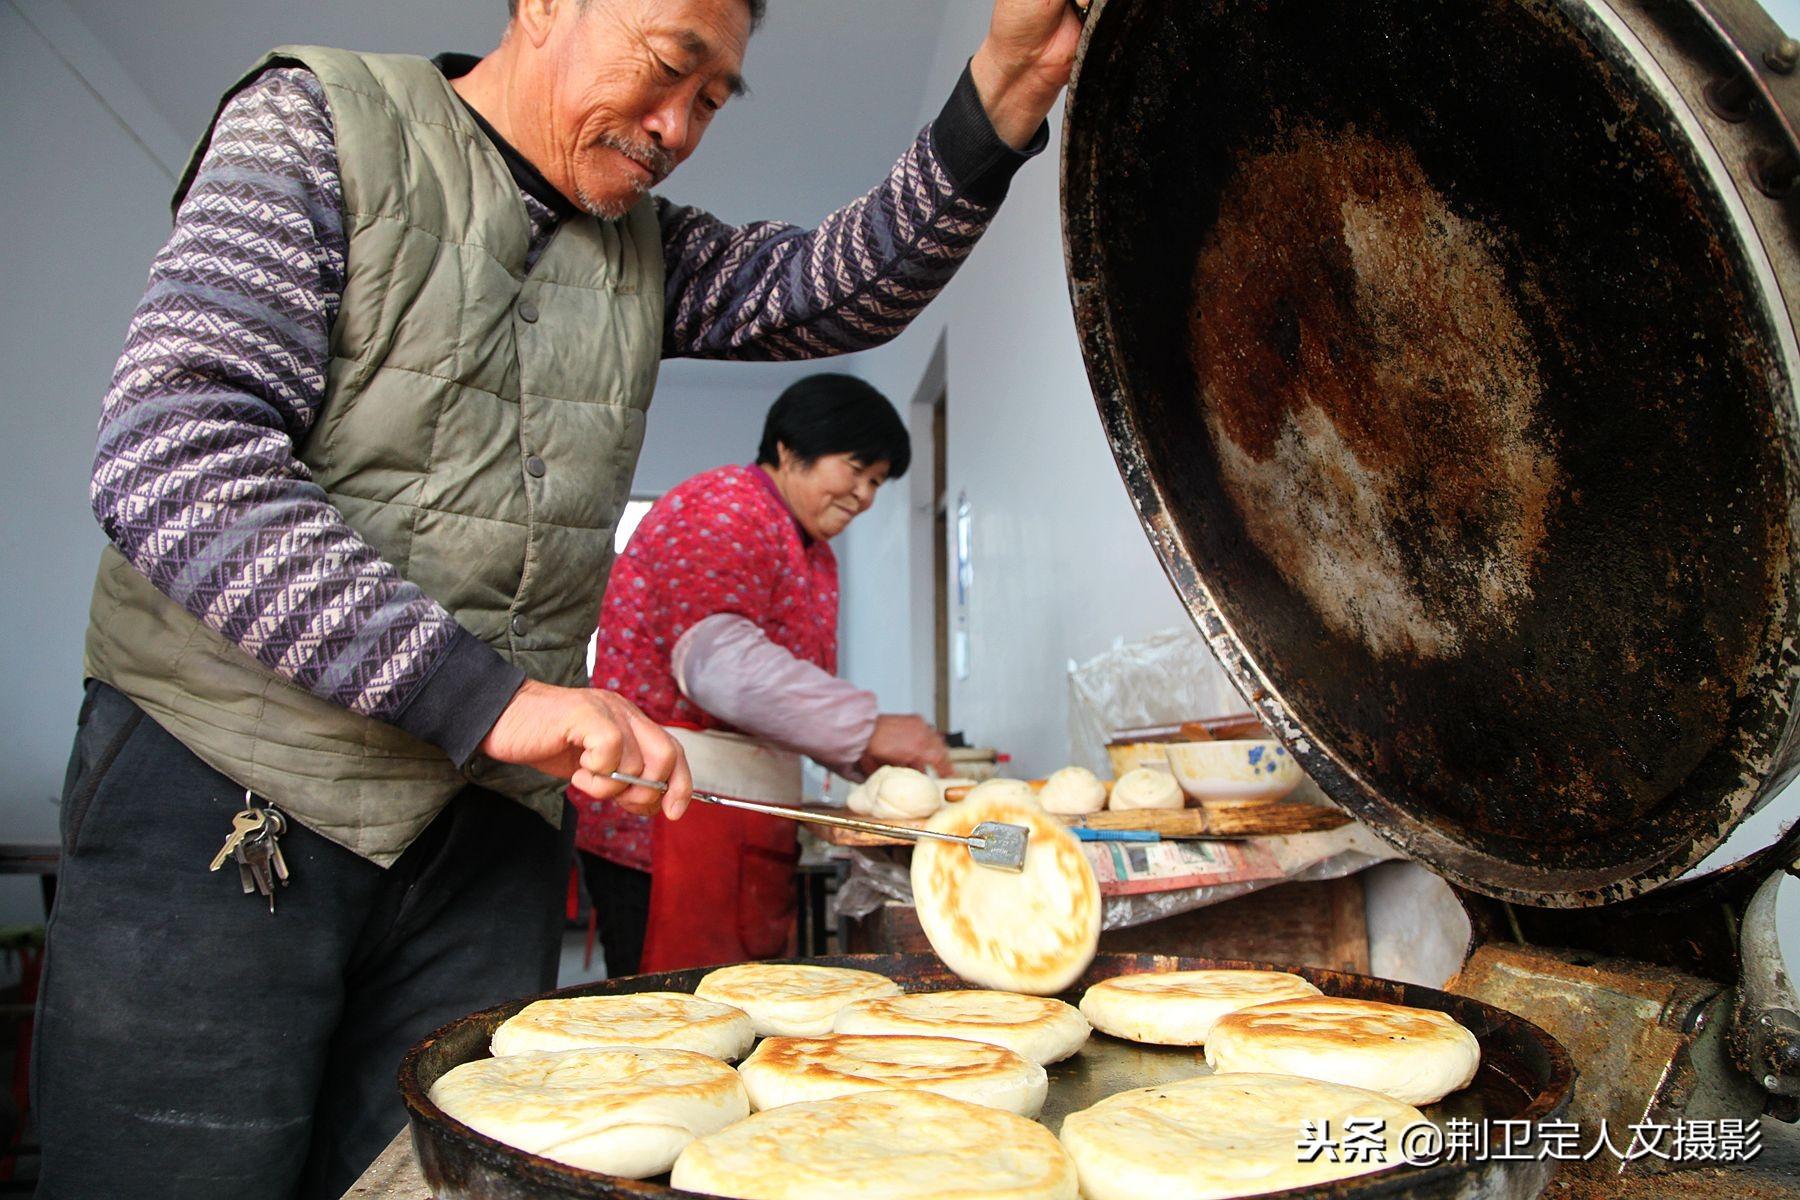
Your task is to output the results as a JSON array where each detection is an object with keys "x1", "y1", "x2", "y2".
[
  {"x1": 639, "y1": 804, "x2": 798, "y2": 971},
  {"x1": 638, "y1": 728, "x2": 803, "y2": 972}
]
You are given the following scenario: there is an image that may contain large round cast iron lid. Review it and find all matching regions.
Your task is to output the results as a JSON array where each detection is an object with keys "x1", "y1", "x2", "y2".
[{"x1": 1063, "y1": 0, "x2": 1800, "y2": 906}]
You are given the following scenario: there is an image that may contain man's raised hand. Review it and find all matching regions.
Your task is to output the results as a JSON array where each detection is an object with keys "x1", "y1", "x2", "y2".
[{"x1": 481, "y1": 679, "x2": 694, "y2": 817}]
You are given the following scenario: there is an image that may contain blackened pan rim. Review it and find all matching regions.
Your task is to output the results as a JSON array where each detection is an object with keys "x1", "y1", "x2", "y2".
[{"x1": 1059, "y1": 0, "x2": 1800, "y2": 909}]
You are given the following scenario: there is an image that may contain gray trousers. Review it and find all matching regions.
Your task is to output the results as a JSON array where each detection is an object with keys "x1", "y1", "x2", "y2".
[{"x1": 33, "y1": 682, "x2": 573, "y2": 1200}]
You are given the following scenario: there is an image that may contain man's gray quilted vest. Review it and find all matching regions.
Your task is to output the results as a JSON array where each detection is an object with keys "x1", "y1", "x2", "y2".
[{"x1": 84, "y1": 46, "x2": 664, "y2": 865}]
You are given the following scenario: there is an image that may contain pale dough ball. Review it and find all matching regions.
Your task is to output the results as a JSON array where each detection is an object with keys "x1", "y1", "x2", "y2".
[
  {"x1": 848, "y1": 767, "x2": 947, "y2": 819},
  {"x1": 845, "y1": 766, "x2": 891, "y2": 815},
  {"x1": 872, "y1": 767, "x2": 944, "y2": 819},
  {"x1": 1109, "y1": 767, "x2": 1184, "y2": 811},
  {"x1": 965, "y1": 778, "x2": 1040, "y2": 807},
  {"x1": 1038, "y1": 766, "x2": 1107, "y2": 816}
]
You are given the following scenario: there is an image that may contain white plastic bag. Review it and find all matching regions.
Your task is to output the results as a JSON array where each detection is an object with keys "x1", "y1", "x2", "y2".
[{"x1": 1067, "y1": 626, "x2": 1245, "y2": 774}]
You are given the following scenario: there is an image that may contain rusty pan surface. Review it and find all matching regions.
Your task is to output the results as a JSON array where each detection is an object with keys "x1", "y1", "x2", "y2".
[
  {"x1": 1062, "y1": 0, "x2": 1800, "y2": 907},
  {"x1": 401, "y1": 953, "x2": 1572, "y2": 1200}
]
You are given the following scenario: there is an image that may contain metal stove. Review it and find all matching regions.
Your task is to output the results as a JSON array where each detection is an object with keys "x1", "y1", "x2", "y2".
[{"x1": 1061, "y1": 0, "x2": 1800, "y2": 1190}]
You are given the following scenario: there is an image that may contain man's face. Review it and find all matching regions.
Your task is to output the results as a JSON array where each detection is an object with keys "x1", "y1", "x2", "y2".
[{"x1": 539, "y1": 0, "x2": 750, "y2": 217}]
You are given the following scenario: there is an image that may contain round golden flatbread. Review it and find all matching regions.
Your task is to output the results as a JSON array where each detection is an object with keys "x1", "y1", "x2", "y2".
[
  {"x1": 737, "y1": 1034, "x2": 1048, "y2": 1116},
  {"x1": 490, "y1": 993, "x2": 755, "y2": 1061},
  {"x1": 910, "y1": 784, "x2": 1101, "y2": 994},
  {"x1": 1078, "y1": 970, "x2": 1322, "y2": 1046},
  {"x1": 695, "y1": 963, "x2": 901, "y2": 1037},
  {"x1": 670, "y1": 1088, "x2": 1079, "y2": 1200},
  {"x1": 1205, "y1": 995, "x2": 1481, "y2": 1104},
  {"x1": 1060, "y1": 1072, "x2": 1426, "y2": 1200},
  {"x1": 428, "y1": 1047, "x2": 748, "y2": 1178},
  {"x1": 833, "y1": 990, "x2": 1090, "y2": 1065}
]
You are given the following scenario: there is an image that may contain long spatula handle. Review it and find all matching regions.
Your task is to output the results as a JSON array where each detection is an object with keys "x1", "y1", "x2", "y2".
[{"x1": 607, "y1": 771, "x2": 983, "y2": 851}]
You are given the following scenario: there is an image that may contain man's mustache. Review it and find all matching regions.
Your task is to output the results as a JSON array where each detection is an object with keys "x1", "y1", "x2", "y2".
[{"x1": 598, "y1": 135, "x2": 675, "y2": 184}]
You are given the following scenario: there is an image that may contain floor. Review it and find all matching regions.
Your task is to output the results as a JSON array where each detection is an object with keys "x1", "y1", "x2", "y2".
[{"x1": 555, "y1": 924, "x2": 609, "y2": 989}]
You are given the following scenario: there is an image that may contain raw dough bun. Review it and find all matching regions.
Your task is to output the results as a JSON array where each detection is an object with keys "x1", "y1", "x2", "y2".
[
  {"x1": 1038, "y1": 766, "x2": 1108, "y2": 816},
  {"x1": 847, "y1": 765, "x2": 944, "y2": 819},
  {"x1": 670, "y1": 1088, "x2": 1078, "y2": 1200},
  {"x1": 910, "y1": 787, "x2": 1100, "y2": 994},
  {"x1": 429, "y1": 1046, "x2": 748, "y2": 1178},
  {"x1": 737, "y1": 1034, "x2": 1048, "y2": 1116},
  {"x1": 833, "y1": 989, "x2": 1091, "y2": 1065},
  {"x1": 1078, "y1": 970, "x2": 1322, "y2": 1046},
  {"x1": 844, "y1": 766, "x2": 884, "y2": 814},
  {"x1": 695, "y1": 963, "x2": 901, "y2": 1037},
  {"x1": 1108, "y1": 767, "x2": 1184, "y2": 811},
  {"x1": 1205, "y1": 995, "x2": 1481, "y2": 1105},
  {"x1": 1060, "y1": 1072, "x2": 1425, "y2": 1200},
  {"x1": 491, "y1": 993, "x2": 755, "y2": 1061}
]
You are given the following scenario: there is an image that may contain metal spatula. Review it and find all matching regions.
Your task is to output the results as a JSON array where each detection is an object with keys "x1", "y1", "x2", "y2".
[{"x1": 608, "y1": 771, "x2": 1030, "y2": 871}]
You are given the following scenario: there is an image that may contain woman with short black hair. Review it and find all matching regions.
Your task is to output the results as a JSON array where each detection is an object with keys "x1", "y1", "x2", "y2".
[{"x1": 573, "y1": 373, "x2": 949, "y2": 974}]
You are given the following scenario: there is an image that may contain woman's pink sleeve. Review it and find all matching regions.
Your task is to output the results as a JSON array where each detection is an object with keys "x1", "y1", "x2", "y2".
[{"x1": 671, "y1": 613, "x2": 878, "y2": 775}]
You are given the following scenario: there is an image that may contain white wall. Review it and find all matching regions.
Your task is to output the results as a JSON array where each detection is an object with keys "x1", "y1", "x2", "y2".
[
  {"x1": 634, "y1": 361, "x2": 816, "y2": 496},
  {"x1": 0, "y1": 0, "x2": 186, "y2": 922},
  {"x1": 836, "y1": 4, "x2": 1192, "y2": 772}
]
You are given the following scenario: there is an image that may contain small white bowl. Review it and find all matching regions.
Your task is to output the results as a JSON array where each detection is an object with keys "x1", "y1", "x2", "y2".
[{"x1": 1164, "y1": 740, "x2": 1305, "y2": 803}]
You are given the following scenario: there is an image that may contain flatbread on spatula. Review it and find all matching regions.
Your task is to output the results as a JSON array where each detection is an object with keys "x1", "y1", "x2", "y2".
[{"x1": 910, "y1": 782, "x2": 1101, "y2": 993}]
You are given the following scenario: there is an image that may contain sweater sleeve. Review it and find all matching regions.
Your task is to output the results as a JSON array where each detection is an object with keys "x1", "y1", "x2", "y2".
[
  {"x1": 657, "y1": 63, "x2": 1045, "y2": 361},
  {"x1": 89, "y1": 66, "x2": 522, "y2": 765},
  {"x1": 672, "y1": 614, "x2": 879, "y2": 773}
]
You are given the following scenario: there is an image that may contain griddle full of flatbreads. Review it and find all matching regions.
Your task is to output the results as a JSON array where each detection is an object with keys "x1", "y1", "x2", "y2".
[
  {"x1": 910, "y1": 782, "x2": 1101, "y2": 994},
  {"x1": 670, "y1": 1088, "x2": 1079, "y2": 1200},
  {"x1": 737, "y1": 1033, "x2": 1048, "y2": 1116},
  {"x1": 1205, "y1": 995, "x2": 1481, "y2": 1105},
  {"x1": 695, "y1": 963, "x2": 901, "y2": 1037},
  {"x1": 832, "y1": 989, "x2": 1090, "y2": 1065},
  {"x1": 428, "y1": 1046, "x2": 748, "y2": 1178},
  {"x1": 1060, "y1": 1072, "x2": 1425, "y2": 1200},
  {"x1": 1078, "y1": 969, "x2": 1322, "y2": 1046},
  {"x1": 490, "y1": 993, "x2": 755, "y2": 1061}
]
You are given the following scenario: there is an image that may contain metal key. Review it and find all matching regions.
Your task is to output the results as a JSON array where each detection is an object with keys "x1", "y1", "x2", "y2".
[
  {"x1": 209, "y1": 807, "x2": 267, "y2": 872},
  {"x1": 238, "y1": 806, "x2": 292, "y2": 913}
]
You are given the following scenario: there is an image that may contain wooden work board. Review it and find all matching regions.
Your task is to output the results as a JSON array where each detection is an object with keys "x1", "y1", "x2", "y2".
[{"x1": 805, "y1": 798, "x2": 1350, "y2": 847}]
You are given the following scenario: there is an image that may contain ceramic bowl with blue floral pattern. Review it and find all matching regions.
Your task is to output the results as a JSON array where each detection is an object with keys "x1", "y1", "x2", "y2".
[{"x1": 1163, "y1": 740, "x2": 1305, "y2": 802}]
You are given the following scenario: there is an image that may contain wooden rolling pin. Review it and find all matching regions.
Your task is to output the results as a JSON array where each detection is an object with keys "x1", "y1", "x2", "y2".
[{"x1": 943, "y1": 780, "x2": 1082, "y2": 802}]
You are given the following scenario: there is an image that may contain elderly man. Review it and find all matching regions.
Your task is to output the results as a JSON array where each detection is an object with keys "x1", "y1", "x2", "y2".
[{"x1": 35, "y1": 0, "x2": 1082, "y2": 1195}]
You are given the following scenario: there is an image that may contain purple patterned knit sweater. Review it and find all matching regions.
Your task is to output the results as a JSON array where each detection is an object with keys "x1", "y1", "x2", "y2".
[{"x1": 91, "y1": 59, "x2": 1038, "y2": 766}]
